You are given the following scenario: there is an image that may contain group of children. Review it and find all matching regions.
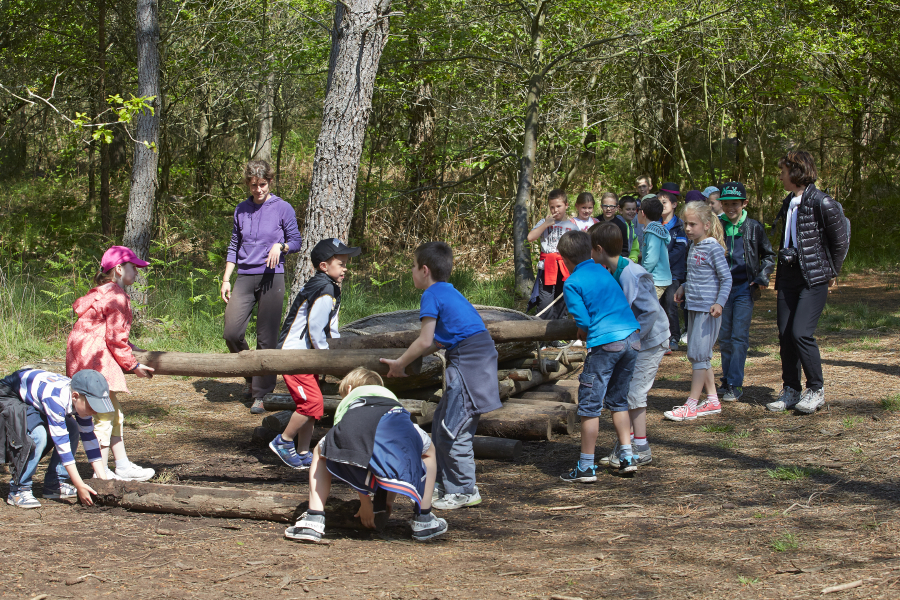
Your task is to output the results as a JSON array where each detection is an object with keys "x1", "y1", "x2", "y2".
[{"x1": 524, "y1": 179, "x2": 776, "y2": 479}]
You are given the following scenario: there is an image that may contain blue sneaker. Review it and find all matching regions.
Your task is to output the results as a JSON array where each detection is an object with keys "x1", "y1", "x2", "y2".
[
  {"x1": 269, "y1": 436, "x2": 311, "y2": 470},
  {"x1": 617, "y1": 450, "x2": 638, "y2": 474},
  {"x1": 560, "y1": 464, "x2": 597, "y2": 483}
]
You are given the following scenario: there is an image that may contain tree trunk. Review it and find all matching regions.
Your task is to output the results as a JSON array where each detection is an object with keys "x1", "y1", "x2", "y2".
[
  {"x1": 98, "y1": 0, "x2": 112, "y2": 237},
  {"x1": 512, "y1": 3, "x2": 547, "y2": 298},
  {"x1": 122, "y1": 0, "x2": 160, "y2": 309},
  {"x1": 253, "y1": 71, "x2": 276, "y2": 162},
  {"x1": 477, "y1": 402, "x2": 576, "y2": 440},
  {"x1": 290, "y1": 0, "x2": 393, "y2": 297}
]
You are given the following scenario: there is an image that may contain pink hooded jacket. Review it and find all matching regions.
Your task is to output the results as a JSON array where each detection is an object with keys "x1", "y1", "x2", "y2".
[{"x1": 66, "y1": 282, "x2": 138, "y2": 393}]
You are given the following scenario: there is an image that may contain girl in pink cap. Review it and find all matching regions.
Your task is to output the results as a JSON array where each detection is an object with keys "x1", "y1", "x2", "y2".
[{"x1": 65, "y1": 246, "x2": 156, "y2": 481}]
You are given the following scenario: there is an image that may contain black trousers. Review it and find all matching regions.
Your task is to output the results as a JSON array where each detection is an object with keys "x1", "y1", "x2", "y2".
[
  {"x1": 223, "y1": 273, "x2": 285, "y2": 399},
  {"x1": 659, "y1": 280, "x2": 682, "y2": 340},
  {"x1": 776, "y1": 263, "x2": 828, "y2": 392}
]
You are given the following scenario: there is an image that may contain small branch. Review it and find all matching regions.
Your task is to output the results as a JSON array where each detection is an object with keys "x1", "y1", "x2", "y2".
[
  {"x1": 393, "y1": 153, "x2": 516, "y2": 196},
  {"x1": 822, "y1": 580, "x2": 863, "y2": 594}
]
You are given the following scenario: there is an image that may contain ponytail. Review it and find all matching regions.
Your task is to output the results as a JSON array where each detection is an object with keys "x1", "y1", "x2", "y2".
[
  {"x1": 683, "y1": 201, "x2": 726, "y2": 250},
  {"x1": 93, "y1": 268, "x2": 115, "y2": 287}
]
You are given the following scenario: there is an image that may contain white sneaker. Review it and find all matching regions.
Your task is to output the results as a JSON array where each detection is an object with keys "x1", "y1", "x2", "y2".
[
  {"x1": 114, "y1": 461, "x2": 155, "y2": 482},
  {"x1": 7, "y1": 490, "x2": 41, "y2": 509},
  {"x1": 679, "y1": 332, "x2": 688, "y2": 345},
  {"x1": 766, "y1": 387, "x2": 801, "y2": 412},
  {"x1": 432, "y1": 486, "x2": 481, "y2": 510},
  {"x1": 795, "y1": 388, "x2": 825, "y2": 414},
  {"x1": 93, "y1": 467, "x2": 124, "y2": 480}
]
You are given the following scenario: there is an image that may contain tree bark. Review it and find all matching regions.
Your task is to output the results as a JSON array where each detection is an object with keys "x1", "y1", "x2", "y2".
[
  {"x1": 122, "y1": 0, "x2": 160, "y2": 308},
  {"x1": 253, "y1": 71, "x2": 276, "y2": 162},
  {"x1": 477, "y1": 403, "x2": 576, "y2": 440},
  {"x1": 290, "y1": 0, "x2": 393, "y2": 297},
  {"x1": 98, "y1": 0, "x2": 112, "y2": 237}
]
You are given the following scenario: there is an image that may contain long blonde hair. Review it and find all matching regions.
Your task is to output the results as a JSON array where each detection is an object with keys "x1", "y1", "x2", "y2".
[{"x1": 683, "y1": 201, "x2": 726, "y2": 250}]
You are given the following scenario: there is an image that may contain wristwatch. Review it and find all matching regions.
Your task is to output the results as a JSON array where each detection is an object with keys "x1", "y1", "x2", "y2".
[{"x1": 281, "y1": 243, "x2": 289, "y2": 253}]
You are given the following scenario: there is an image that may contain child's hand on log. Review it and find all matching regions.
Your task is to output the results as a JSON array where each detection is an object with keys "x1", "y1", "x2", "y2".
[
  {"x1": 379, "y1": 357, "x2": 407, "y2": 378},
  {"x1": 77, "y1": 483, "x2": 97, "y2": 506},
  {"x1": 134, "y1": 364, "x2": 155, "y2": 379}
]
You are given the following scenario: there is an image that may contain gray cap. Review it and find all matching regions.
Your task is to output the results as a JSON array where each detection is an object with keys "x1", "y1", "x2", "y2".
[{"x1": 70, "y1": 369, "x2": 115, "y2": 413}]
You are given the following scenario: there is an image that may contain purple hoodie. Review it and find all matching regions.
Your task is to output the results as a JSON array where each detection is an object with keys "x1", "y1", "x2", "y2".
[{"x1": 226, "y1": 195, "x2": 302, "y2": 274}]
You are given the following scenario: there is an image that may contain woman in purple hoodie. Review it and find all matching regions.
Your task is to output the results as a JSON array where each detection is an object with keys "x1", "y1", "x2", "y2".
[{"x1": 221, "y1": 160, "x2": 302, "y2": 413}]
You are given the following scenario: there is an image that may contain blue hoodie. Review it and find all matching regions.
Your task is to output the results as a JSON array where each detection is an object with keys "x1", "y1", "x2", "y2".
[
  {"x1": 641, "y1": 221, "x2": 672, "y2": 287},
  {"x1": 662, "y1": 215, "x2": 689, "y2": 282},
  {"x1": 563, "y1": 260, "x2": 638, "y2": 348}
]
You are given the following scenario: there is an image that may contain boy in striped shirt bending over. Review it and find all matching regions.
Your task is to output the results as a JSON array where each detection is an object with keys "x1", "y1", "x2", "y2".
[{"x1": 0, "y1": 368, "x2": 113, "y2": 508}]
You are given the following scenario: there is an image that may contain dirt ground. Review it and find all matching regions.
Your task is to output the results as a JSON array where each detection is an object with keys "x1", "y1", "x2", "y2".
[{"x1": 2, "y1": 272, "x2": 899, "y2": 600}]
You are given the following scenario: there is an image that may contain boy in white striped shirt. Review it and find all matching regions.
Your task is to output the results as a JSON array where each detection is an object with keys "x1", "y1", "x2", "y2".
[{"x1": 1, "y1": 368, "x2": 113, "y2": 508}]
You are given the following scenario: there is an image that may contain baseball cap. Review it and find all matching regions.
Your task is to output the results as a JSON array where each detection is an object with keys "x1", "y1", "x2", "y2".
[
  {"x1": 719, "y1": 182, "x2": 748, "y2": 202},
  {"x1": 101, "y1": 246, "x2": 150, "y2": 272},
  {"x1": 701, "y1": 186, "x2": 720, "y2": 199},
  {"x1": 310, "y1": 238, "x2": 362, "y2": 268},
  {"x1": 70, "y1": 369, "x2": 115, "y2": 413},
  {"x1": 684, "y1": 190, "x2": 705, "y2": 203},
  {"x1": 660, "y1": 182, "x2": 680, "y2": 196}
]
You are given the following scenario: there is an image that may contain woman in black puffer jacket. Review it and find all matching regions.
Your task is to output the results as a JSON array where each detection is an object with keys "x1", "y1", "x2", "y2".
[{"x1": 766, "y1": 150, "x2": 850, "y2": 415}]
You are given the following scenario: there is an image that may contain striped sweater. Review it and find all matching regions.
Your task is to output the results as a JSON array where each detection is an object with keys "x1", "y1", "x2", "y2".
[
  {"x1": 1, "y1": 369, "x2": 102, "y2": 466},
  {"x1": 684, "y1": 238, "x2": 732, "y2": 311}
]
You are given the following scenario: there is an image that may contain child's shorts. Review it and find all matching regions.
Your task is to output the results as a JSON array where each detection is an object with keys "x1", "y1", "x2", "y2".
[
  {"x1": 654, "y1": 285, "x2": 667, "y2": 299},
  {"x1": 93, "y1": 391, "x2": 125, "y2": 445},
  {"x1": 577, "y1": 333, "x2": 639, "y2": 417},
  {"x1": 686, "y1": 310, "x2": 722, "y2": 370},
  {"x1": 282, "y1": 374, "x2": 324, "y2": 419},
  {"x1": 627, "y1": 341, "x2": 668, "y2": 409}
]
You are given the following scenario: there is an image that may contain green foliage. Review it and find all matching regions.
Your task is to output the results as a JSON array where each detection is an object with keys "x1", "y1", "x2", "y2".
[
  {"x1": 842, "y1": 416, "x2": 864, "y2": 429},
  {"x1": 766, "y1": 466, "x2": 823, "y2": 481},
  {"x1": 771, "y1": 533, "x2": 800, "y2": 553},
  {"x1": 881, "y1": 394, "x2": 900, "y2": 411},
  {"x1": 700, "y1": 423, "x2": 734, "y2": 433}
]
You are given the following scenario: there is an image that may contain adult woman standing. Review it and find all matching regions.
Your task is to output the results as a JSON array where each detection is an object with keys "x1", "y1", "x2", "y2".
[
  {"x1": 222, "y1": 160, "x2": 302, "y2": 413},
  {"x1": 766, "y1": 150, "x2": 849, "y2": 415}
]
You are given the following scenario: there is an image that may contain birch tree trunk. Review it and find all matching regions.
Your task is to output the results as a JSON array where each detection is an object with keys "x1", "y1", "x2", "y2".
[
  {"x1": 122, "y1": 0, "x2": 160, "y2": 309},
  {"x1": 290, "y1": 0, "x2": 393, "y2": 296}
]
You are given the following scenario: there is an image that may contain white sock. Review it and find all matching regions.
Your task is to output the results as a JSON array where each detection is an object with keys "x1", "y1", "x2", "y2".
[{"x1": 115, "y1": 459, "x2": 131, "y2": 470}]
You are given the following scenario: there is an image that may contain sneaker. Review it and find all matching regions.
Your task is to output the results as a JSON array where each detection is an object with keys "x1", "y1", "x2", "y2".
[
  {"x1": 796, "y1": 387, "x2": 825, "y2": 414},
  {"x1": 432, "y1": 486, "x2": 482, "y2": 509},
  {"x1": 43, "y1": 482, "x2": 77, "y2": 499},
  {"x1": 250, "y1": 398, "x2": 266, "y2": 414},
  {"x1": 269, "y1": 437, "x2": 312, "y2": 470},
  {"x1": 242, "y1": 381, "x2": 253, "y2": 400},
  {"x1": 722, "y1": 385, "x2": 743, "y2": 402},
  {"x1": 664, "y1": 347, "x2": 673, "y2": 356},
  {"x1": 679, "y1": 332, "x2": 688, "y2": 345},
  {"x1": 7, "y1": 490, "x2": 41, "y2": 509},
  {"x1": 617, "y1": 450, "x2": 638, "y2": 474},
  {"x1": 669, "y1": 338, "x2": 679, "y2": 352},
  {"x1": 695, "y1": 398, "x2": 722, "y2": 417},
  {"x1": 663, "y1": 403, "x2": 697, "y2": 421},
  {"x1": 93, "y1": 468, "x2": 124, "y2": 481},
  {"x1": 605, "y1": 446, "x2": 652, "y2": 468},
  {"x1": 598, "y1": 442, "x2": 620, "y2": 466},
  {"x1": 410, "y1": 513, "x2": 448, "y2": 541},
  {"x1": 560, "y1": 463, "x2": 597, "y2": 483},
  {"x1": 766, "y1": 387, "x2": 801, "y2": 412},
  {"x1": 433, "y1": 482, "x2": 446, "y2": 500},
  {"x1": 285, "y1": 512, "x2": 326, "y2": 543},
  {"x1": 114, "y1": 461, "x2": 155, "y2": 482}
]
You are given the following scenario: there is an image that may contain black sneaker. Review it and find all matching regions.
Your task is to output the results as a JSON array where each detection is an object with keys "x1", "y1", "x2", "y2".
[
  {"x1": 410, "y1": 513, "x2": 448, "y2": 541},
  {"x1": 722, "y1": 385, "x2": 743, "y2": 402},
  {"x1": 618, "y1": 452, "x2": 638, "y2": 474},
  {"x1": 560, "y1": 464, "x2": 597, "y2": 483},
  {"x1": 250, "y1": 399, "x2": 266, "y2": 414},
  {"x1": 285, "y1": 512, "x2": 326, "y2": 543}
]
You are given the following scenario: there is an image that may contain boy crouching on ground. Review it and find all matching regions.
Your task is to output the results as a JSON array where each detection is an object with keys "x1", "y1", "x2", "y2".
[
  {"x1": 557, "y1": 230, "x2": 641, "y2": 481},
  {"x1": 381, "y1": 241, "x2": 501, "y2": 509},
  {"x1": 285, "y1": 368, "x2": 447, "y2": 543},
  {"x1": 270, "y1": 239, "x2": 361, "y2": 470},
  {"x1": 589, "y1": 222, "x2": 670, "y2": 468}
]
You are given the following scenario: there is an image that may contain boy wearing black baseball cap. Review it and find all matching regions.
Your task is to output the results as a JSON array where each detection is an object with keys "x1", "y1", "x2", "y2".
[
  {"x1": 270, "y1": 239, "x2": 361, "y2": 470},
  {"x1": 717, "y1": 182, "x2": 776, "y2": 401},
  {"x1": 0, "y1": 368, "x2": 113, "y2": 508}
]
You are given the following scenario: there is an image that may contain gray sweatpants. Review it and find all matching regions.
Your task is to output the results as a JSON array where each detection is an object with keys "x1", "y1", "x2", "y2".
[
  {"x1": 432, "y1": 370, "x2": 480, "y2": 495},
  {"x1": 686, "y1": 310, "x2": 722, "y2": 371}
]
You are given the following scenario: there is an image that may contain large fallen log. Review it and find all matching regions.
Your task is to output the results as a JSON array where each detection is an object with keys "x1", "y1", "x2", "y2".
[
  {"x1": 262, "y1": 394, "x2": 425, "y2": 416},
  {"x1": 477, "y1": 403, "x2": 577, "y2": 440},
  {"x1": 92, "y1": 480, "x2": 387, "y2": 530},
  {"x1": 330, "y1": 319, "x2": 579, "y2": 350},
  {"x1": 519, "y1": 389, "x2": 576, "y2": 404},
  {"x1": 132, "y1": 348, "x2": 423, "y2": 379}
]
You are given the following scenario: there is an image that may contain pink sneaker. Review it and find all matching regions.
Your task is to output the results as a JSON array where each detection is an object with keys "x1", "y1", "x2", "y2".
[
  {"x1": 696, "y1": 399, "x2": 722, "y2": 416},
  {"x1": 664, "y1": 403, "x2": 697, "y2": 421}
]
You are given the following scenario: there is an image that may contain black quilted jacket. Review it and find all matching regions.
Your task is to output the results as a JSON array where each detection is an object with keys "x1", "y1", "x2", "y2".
[{"x1": 775, "y1": 184, "x2": 850, "y2": 288}]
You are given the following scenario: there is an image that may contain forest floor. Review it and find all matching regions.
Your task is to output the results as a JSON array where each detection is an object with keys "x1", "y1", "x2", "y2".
[{"x1": 1, "y1": 272, "x2": 899, "y2": 600}]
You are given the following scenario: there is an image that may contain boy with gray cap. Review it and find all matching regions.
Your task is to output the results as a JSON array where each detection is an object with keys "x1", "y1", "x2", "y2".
[{"x1": 0, "y1": 368, "x2": 113, "y2": 508}]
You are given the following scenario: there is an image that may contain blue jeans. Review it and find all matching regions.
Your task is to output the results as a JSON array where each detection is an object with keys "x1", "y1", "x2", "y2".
[
  {"x1": 719, "y1": 281, "x2": 754, "y2": 387},
  {"x1": 10, "y1": 405, "x2": 78, "y2": 493},
  {"x1": 578, "y1": 332, "x2": 639, "y2": 416}
]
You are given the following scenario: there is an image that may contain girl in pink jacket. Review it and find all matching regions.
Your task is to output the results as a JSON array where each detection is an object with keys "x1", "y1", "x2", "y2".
[{"x1": 66, "y1": 246, "x2": 156, "y2": 481}]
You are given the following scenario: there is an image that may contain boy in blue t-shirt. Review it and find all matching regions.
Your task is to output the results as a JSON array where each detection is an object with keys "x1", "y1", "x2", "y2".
[
  {"x1": 556, "y1": 230, "x2": 641, "y2": 481},
  {"x1": 381, "y1": 241, "x2": 501, "y2": 510}
]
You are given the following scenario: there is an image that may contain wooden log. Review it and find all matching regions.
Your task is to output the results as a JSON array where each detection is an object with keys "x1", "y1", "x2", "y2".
[
  {"x1": 477, "y1": 403, "x2": 576, "y2": 440},
  {"x1": 330, "y1": 319, "x2": 578, "y2": 350},
  {"x1": 506, "y1": 398, "x2": 576, "y2": 411},
  {"x1": 415, "y1": 401, "x2": 438, "y2": 427},
  {"x1": 132, "y1": 348, "x2": 423, "y2": 378},
  {"x1": 473, "y1": 436, "x2": 522, "y2": 460},
  {"x1": 262, "y1": 394, "x2": 425, "y2": 416},
  {"x1": 519, "y1": 389, "x2": 575, "y2": 403},
  {"x1": 497, "y1": 369, "x2": 532, "y2": 382},
  {"x1": 498, "y1": 361, "x2": 575, "y2": 399},
  {"x1": 538, "y1": 349, "x2": 586, "y2": 363},
  {"x1": 498, "y1": 357, "x2": 561, "y2": 371}
]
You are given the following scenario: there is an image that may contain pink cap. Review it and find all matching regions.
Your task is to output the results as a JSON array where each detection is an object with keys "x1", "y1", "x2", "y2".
[{"x1": 100, "y1": 246, "x2": 150, "y2": 272}]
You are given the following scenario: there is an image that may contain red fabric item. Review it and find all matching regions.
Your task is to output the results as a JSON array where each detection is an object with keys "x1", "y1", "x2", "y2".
[
  {"x1": 540, "y1": 252, "x2": 571, "y2": 286},
  {"x1": 66, "y1": 282, "x2": 139, "y2": 393},
  {"x1": 283, "y1": 373, "x2": 324, "y2": 419}
]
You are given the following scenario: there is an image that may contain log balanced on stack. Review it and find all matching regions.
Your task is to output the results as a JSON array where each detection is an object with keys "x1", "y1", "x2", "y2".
[{"x1": 133, "y1": 313, "x2": 585, "y2": 449}]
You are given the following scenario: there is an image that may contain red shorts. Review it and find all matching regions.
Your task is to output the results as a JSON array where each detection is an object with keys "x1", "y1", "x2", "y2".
[{"x1": 282, "y1": 373, "x2": 324, "y2": 419}]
